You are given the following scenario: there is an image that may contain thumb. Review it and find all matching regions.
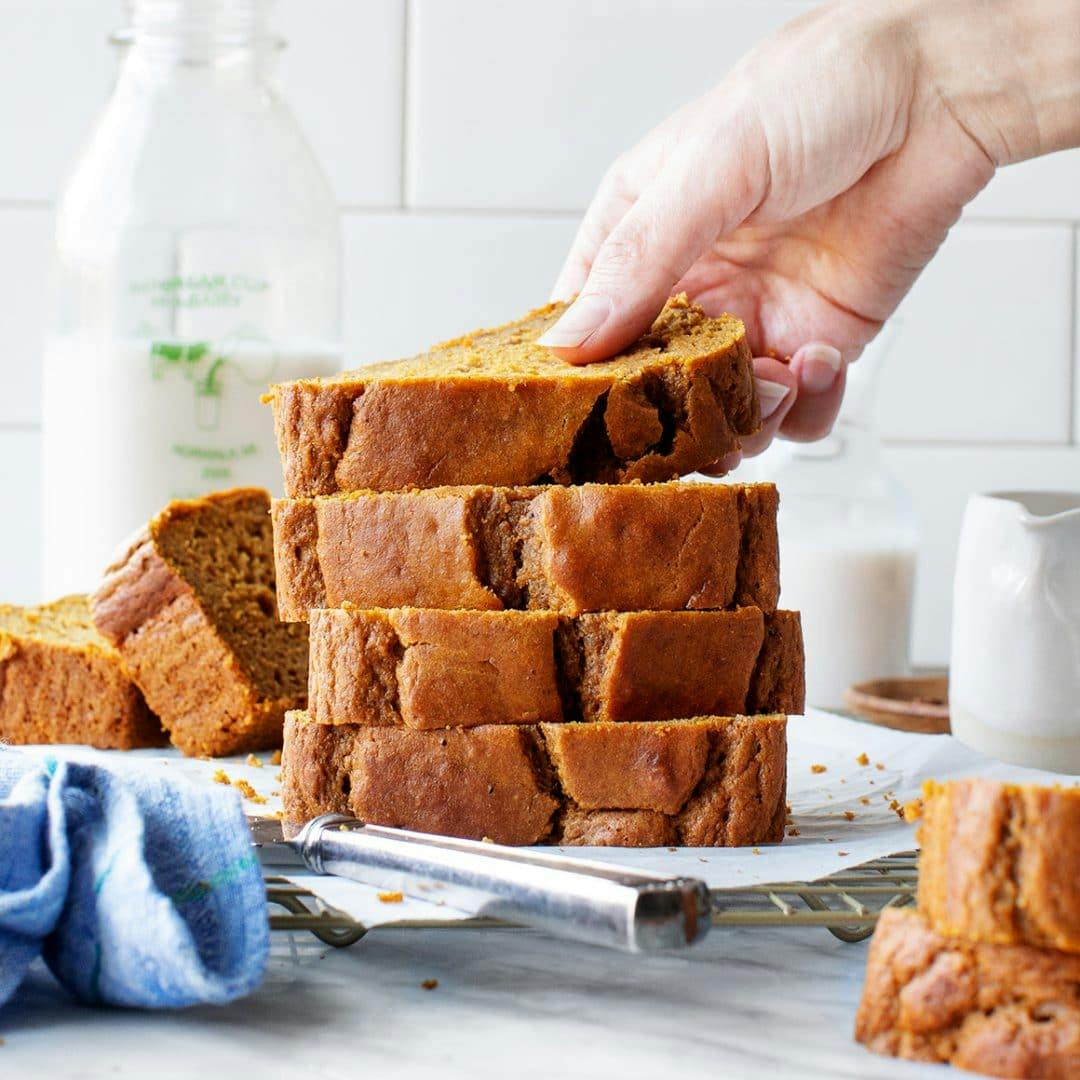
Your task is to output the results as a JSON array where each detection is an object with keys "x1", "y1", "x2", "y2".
[{"x1": 539, "y1": 126, "x2": 768, "y2": 364}]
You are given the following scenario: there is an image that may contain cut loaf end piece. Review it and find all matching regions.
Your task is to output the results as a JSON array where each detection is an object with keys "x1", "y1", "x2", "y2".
[
  {"x1": 270, "y1": 294, "x2": 759, "y2": 496},
  {"x1": 282, "y1": 710, "x2": 788, "y2": 847},
  {"x1": 92, "y1": 488, "x2": 308, "y2": 757},
  {"x1": 0, "y1": 595, "x2": 162, "y2": 749},
  {"x1": 855, "y1": 906, "x2": 1080, "y2": 1076}
]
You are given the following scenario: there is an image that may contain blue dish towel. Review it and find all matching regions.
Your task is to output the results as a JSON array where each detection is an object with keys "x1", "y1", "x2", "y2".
[{"x1": 0, "y1": 750, "x2": 268, "y2": 1010}]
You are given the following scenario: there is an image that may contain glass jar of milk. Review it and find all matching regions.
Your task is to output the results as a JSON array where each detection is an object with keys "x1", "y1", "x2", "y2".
[
  {"x1": 754, "y1": 331, "x2": 919, "y2": 709},
  {"x1": 42, "y1": 0, "x2": 341, "y2": 596}
]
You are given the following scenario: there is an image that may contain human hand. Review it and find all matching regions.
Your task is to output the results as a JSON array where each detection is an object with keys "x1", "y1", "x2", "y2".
[{"x1": 539, "y1": 0, "x2": 1079, "y2": 467}]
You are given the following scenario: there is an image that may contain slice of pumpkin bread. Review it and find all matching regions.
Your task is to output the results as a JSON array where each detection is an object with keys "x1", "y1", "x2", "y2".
[
  {"x1": 272, "y1": 481, "x2": 780, "y2": 620},
  {"x1": 92, "y1": 488, "x2": 308, "y2": 757},
  {"x1": 281, "y1": 710, "x2": 787, "y2": 847},
  {"x1": 0, "y1": 595, "x2": 161, "y2": 749},
  {"x1": 269, "y1": 294, "x2": 758, "y2": 496},
  {"x1": 914, "y1": 778, "x2": 1080, "y2": 953},
  {"x1": 307, "y1": 606, "x2": 804, "y2": 729},
  {"x1": 855, "y1": 906, "x2": 1080, "y2": 1076}
]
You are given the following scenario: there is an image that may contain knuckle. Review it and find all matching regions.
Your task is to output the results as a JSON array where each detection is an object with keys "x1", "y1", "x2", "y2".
[{"x1": 595, "y1": 229, "x2": 650, "y2": 275}]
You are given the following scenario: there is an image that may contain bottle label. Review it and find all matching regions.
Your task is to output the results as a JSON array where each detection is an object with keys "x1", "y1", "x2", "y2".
[{"x1": 41, "y1": 335, "x2": 340, "y2": 596}]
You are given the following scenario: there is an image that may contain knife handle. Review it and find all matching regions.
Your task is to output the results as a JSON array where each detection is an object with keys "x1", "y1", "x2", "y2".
[{"x1": 295, "y1": 814, "x2": 710, "y2": 953}]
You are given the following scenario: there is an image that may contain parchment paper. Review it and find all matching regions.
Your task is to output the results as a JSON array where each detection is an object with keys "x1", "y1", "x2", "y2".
[{"x1": 14, "y1": 709, "x2": 1073, "y2": 928}]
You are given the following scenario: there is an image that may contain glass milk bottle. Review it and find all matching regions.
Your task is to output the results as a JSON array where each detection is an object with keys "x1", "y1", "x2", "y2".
[
  {"x1": 42, "y1": 0, "x2": 341, "y2": 596},
  {"x1": 755, "y1": 331, "x2": 919, "y2": 709}
]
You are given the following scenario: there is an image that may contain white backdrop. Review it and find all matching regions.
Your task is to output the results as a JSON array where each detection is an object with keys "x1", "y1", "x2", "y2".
[{"x1": 1, "y1": 0, "x2": 1077, "y2": 666}]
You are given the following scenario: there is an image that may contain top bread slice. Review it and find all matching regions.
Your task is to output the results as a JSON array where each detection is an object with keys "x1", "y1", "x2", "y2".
[
  {"x1": 92, "y1": 488, "x2": 308, "y2": 757},
  {"x1": 0, "y1": 595, "x2": 162, "y2": 749},
  {"x1": 270, "y1": 294, "x2": 759, "y2": 496}
]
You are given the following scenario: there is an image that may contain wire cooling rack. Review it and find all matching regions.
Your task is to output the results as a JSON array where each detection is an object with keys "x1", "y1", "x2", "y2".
[{"x1": 265, "y1": 851, "x2": 917, "y2": 948}]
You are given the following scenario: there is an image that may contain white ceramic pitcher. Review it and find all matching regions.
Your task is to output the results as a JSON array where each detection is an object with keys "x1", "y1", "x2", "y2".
[{"x1": 951, "y1": 491, "x2": 1080, "y2": 771}]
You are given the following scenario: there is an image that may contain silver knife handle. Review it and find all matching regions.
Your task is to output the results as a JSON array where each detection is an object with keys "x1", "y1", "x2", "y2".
[{"x1": 295, "y1": 814, "x2": 710, "y2": 953}]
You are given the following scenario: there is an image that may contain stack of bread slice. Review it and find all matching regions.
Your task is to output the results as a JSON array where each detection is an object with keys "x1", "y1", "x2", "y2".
[
  {"x1": 270, "y1": 294, "x2": 806, "y2": 847},
  {"x1": 857, "y1": 779, "x2": 1080, "y2": 1075}
]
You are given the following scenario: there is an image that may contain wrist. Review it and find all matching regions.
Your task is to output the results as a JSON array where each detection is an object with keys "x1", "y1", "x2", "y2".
[{"x1": 906, "y1": 0, "x2": 1080, "y2": 164}]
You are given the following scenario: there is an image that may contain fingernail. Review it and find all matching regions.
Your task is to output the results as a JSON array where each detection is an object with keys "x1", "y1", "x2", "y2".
[
  {"x1": 536, "y1": 294, "x2": 613, "y2": 348},
  {"x1": 795, "y1": 344, "x2": 844, "y2": 393},
  {"x1": 754, "y1": 377, "x2": 791, "y2": 420}
]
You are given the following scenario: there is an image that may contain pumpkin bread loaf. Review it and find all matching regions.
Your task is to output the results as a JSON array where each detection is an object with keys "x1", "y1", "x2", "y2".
[
  {"x1": 272, "y1": 481, "x2": 780, "y2": 620},
  {"x1": 269, "y1": 294, "x2": 758, "y2": 497},
  {"x1": 307, "y1": 606, "x2": 804, "y2": 728},
  {"x1": 0, "y1": 595, "x2": 162, "y2": 749},
  {"x1": 92, "y1": 488, "x2": 308, "y2": 757},
  {"x1": 915, "y1": 778, "x2": 1080, "y2": 953},
  {"x1": 855, "y1": 906, "x2": 1080, "y2": 1077},
  {"x1": 282, "y1": 710, "x2": 787, "y2": 847}
]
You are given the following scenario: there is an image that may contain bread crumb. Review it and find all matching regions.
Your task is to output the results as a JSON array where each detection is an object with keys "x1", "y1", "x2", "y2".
[
  {"x1": 889, "y1": 799, "x2": 904, "y2": 819},
  {"x1": 269, "y1": 810, "x2": 283, "y2": 820},
  {"x1": 270, "y1": 749, "x2": 282, "y2": 766},
  {"x1": 838, "y1": 851, "x2": 849, "y2": 856},
  {"x1": 378, "y1": 891, "x2": 404, "y2": 904},
  {"x1": 752, "y1": 847, "x2": 761, "y2": 855},
  {"x1": 275, "y1": 770, "x2": 284, "y2": 782},
  {"x1": 810, "y1": 763, "x2": 827, "y2": 774},
  {"x1": 338, "y1": 823, "x2": 349, "y2": 831},
  {"x1": 697, "y1": 856, "x2": 708, "y2": 863},
  {"x1": 843, "y1": 810, "x2": 856, "y2": 821},
  {"x1": 246, "y1": 753, "x2": 263, "y2": 768},
  {"x1": 875, "y1": 762, "x2": 885, "y2": 771},
  {"x1": 860, "y1": 797, "x2": 871, "y2": 806},
  {"x1": 233, "y1": 779, "x2": 267, "y2": 805},
  {"x1": 904, "y1": 797, "x2": 925, "y2": 823},
  {"x1": 787, "y1": 826, "x2": 800, "y2": 837},
  {"x1": 667, "y1": 847, "x2": 677, "y2": 853},
  {"x1": 212, "y1": 769, "x2": 230, "y2": 786},
  {"x1": 856, "y1": 752, "x2": 870, "y2": 766},
  {"x1": 481, "y1": 836, "x2": 494, "y2": 844},
  {"x1": 421, "y1": 979, "x2": 438, "y2": 991}
]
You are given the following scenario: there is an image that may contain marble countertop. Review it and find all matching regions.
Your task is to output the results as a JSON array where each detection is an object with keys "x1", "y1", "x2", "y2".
[{"x1": 1, "y1": 921, "x2": 952, "y2": 1079}]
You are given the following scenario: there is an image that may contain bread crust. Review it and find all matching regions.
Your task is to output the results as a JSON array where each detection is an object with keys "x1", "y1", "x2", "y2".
[
  {"x1": 92, "y1": 488, "x2": 308, "y2": 757},
  {"x1": 0, "y1": 596, "x2": 162, "y2": 749},
  {"x1": 270, "y1": 296, "x2": 758, "y2": 496},
  {"x1": 917, "y1": 778, "x2": 1080, "y2": 953},
  {"x1": 307, "y1": 606, "x2": 804, "y2": 728},
  {"x1": 272, "y1": 481, "x2": 780, "y2": 620},
  {"x1": 855, "y1": 907, "x2": 1080, "y2": 1077},
  {"x1": 281, "y1": 711, "x2": 787, "y2": 847}
]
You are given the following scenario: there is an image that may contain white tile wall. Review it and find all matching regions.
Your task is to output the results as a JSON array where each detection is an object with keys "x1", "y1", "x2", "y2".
[
  {"x1": 277, "y1": 0, "x2": 405, "y2": 207},
  {"x1": 877, "y1": 222, "x2": 1074, "y2": 444},
  {"x1": 406, "y1": 0, "x2": 813, "y2": 210},
  {"x1": 966, "y1": 149, "x2": 1080, "y2": 222},
  {"x1": 1, "y1": 0, "x2": 120, "y2": 202},
  {"x1": 0, "y1": 430, "x2": 41, "y2": 605},
  {"x1": 343, "y1": 212, "x2": 578, "y2": 361},
  {"x1": 0, "y1": 0, "x2": 1078, "y2": 669},
  {"x1": 0, "y1": 209, "x2": 52, "y2": 425}
]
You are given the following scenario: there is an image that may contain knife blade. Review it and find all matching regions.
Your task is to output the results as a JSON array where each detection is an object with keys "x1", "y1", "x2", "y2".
[{"x1": 250, "y1": 813, "x2": 711, "y2": 953}]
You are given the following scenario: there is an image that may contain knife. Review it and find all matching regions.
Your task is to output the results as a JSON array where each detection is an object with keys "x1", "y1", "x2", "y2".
[{"x1": 251, "y1": 814, "x2": 711, "y2": 953}]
